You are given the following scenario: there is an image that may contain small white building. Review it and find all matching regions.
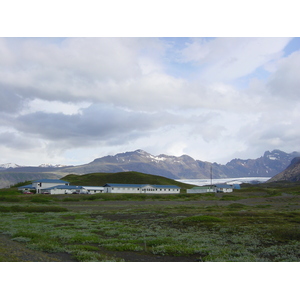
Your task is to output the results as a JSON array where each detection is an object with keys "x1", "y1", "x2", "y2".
[
  {"x1": 32, "y1": 179, "x2": 69, "y2": 194},
  {"x1": 19, "y1": 179, "x2": 105, "y2": 195},
  {"x1": 215, "y1": 184, "x2": 233, "y2": 193},
  {"x1": 103, "y1": 183, "x2": 181, "y2": 194},
  {"x1": 81, "y1": 186, "x2": 105, "y2": 194},
  {"x1": 187, "y1": 184, "x2": 234, "y2": 194},
  {"x1": 42, "y1": 185, "x2": 83, "y2": 195},
  {"x1": 20, "y1": 179, "x2": 70, "y2": 194},
  {"x1": 187, "y1": 186, "x2": 216, "y2": 193}
]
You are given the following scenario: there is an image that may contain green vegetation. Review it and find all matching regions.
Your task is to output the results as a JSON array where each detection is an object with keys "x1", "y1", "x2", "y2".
[{"x1": 1, "y1": 181, "x2": 300, "y2": 261}]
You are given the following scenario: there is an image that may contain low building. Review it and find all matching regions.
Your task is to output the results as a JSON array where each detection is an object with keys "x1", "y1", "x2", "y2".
[
  {"x1": 215, "y1": 184, "x2": 233, "y2": 193},
  {"x1": 103, "y1": 183, "x2": 181, "y2": 194},
  {"x1": 41, "y1": 185, "x2": 83, "y2": 195},
  {"x1": 81, "y1": 186, "x2": 105, "y2": 194},
  {"x1": 18, "y1": 184, "x2": 35, "y2": 193},
  {"x1": 18, "y1": 179, "x2": 180, "y2": 195},
  {"x1": 32, "y1": 179, "x2": 70, "y2": 194},
  {"x1": 187, "y1": 184, "x2": 235, "y2": 194},
  {"x1": 187, "y1": 186, "x2": 215, "y2": 193}
]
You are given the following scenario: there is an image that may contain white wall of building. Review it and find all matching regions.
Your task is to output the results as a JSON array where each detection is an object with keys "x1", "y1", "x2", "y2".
[
  {"x1": 32, "y1": 181, "x2": 69, "y2": 194},
  {"x1": 104, "y1": 184, "x2": 180, "y2": 194}
]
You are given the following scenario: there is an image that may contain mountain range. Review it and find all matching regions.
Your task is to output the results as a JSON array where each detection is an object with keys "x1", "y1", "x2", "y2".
[{"x1": 1, "y1": 149, "x2": 299, "y2": 188}]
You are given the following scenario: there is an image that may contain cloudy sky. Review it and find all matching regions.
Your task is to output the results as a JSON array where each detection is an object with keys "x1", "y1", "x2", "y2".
[{"x1": 0, "y1": 36, "x2": 300, "y2": 166}]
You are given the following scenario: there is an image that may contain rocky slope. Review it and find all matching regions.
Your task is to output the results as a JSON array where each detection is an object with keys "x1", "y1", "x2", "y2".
[{"x1": 267, "y1": 157, "x2": 300, "y2": 182}]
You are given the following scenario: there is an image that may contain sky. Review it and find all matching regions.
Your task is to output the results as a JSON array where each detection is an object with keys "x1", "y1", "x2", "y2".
[
  {"x1": 0, "y1": 36, "x2": 300, "y2": 166},
  {"x1": 0, "y1": 1, "x2": 299, "y2": 167}
]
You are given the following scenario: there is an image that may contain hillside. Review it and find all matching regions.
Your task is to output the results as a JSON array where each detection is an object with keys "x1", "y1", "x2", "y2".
[
  {"x1": 268, "y1": 157, "x2": 300, "y2": 182},
  {"x1": 62, "y1": 171, "x2": 194, "y2": 189},
  {"x1": 0, "y1": 172, "x2": 64, "y2": 189}
]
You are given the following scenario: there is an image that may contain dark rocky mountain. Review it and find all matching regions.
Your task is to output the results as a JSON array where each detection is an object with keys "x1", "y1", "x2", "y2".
[
  {"x1": 1, "y1": 149, "x2": 299, "y2": 188},
  {"x1": 267, "y1": 157, "x2": 300, "y2": 182},
  {"x1": 223, "y1": 150, "x2": 300, "y2": 177},
  {"x1": 59, "y1": 149, "x2": 300, "y2": 179}
]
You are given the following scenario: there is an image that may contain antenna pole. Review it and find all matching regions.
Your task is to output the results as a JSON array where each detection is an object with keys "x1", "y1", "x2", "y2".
[{"x1": 210, "y1": 165, "x2": 213, "y2": 191}]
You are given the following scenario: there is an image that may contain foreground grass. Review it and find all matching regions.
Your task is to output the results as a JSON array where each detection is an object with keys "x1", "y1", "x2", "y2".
[{"x1": 1, "y1": 183, "x2": 300, "y2": 262}]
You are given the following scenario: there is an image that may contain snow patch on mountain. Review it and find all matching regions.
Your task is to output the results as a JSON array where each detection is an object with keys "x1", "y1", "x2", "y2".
[{"x1": 0, "y1": 163, "x2": 22, "y2": 169}]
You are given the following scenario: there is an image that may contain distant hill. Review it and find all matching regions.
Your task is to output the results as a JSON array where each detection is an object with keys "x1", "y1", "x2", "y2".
[
  {"x1": 1, "y1": 149, "x2": 300, "y2": 188},
  {"x1": 62, "y1": 171, "x2": 194, "y2": 190},
  {"x1": 0, "y1": 172, "x2": 64, "y2": 189},
  {"x1": 267, "y1": 157, "x2": 300, "y2": 182}
]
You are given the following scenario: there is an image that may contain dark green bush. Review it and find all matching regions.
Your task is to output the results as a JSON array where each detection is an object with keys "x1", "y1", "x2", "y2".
[
  {"x1": 0, "y1": 196, "x2": 21, "y2": 202},
  {"x1": 0, "y1": 205, "x2": 68, "y2": 213},
  {"x1": 227, "y1": 203, "x2": 248, "y2": 209},
  {"x1": 270, "y1": 227, "x2": 300, "y2": 241},
  {"x1": 181, "y1": 215, "x2": 224, "y2": 224}
]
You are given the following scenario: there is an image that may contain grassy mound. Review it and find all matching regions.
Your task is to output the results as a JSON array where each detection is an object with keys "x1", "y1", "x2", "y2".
[{"x1": 62, "y1": 171, "x2": 193, "y2": 189}]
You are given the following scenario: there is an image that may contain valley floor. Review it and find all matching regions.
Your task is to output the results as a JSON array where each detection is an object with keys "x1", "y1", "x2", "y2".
[{"x1": 1, "y1": 183, "x2": 300, "y2": 262}]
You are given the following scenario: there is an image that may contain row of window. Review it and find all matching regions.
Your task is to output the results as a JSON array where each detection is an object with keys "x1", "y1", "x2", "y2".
[{"x1": 111, "y1": 187, "x2": 179, "y2": 191}]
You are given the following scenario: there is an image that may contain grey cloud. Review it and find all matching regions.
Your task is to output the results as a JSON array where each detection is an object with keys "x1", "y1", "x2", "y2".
[
  {"x1": 12, "y1": 104, "x2": 180, "y2": 149},
  {"x1": 0, "y1": 131, "x2": 39, "y2": 150},
  {"x1": 0, "y1": 38, "x2": 168, "y2": 106},
  {"x1": 0, "y1": 84, "x2": 27, "y2": 113}
]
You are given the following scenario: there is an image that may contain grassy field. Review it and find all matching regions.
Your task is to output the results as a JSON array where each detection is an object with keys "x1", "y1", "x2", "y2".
[{"x1": 1, "y1": 182, "x2": 300, "y2": 262}]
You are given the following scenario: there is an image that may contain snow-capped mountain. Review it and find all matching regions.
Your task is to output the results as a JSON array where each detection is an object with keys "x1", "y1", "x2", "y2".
[
  {"x1": 38, "y1": 164, "x2": 68, "y2": 168},
  {"x1": 0, "y1": 163, "x2": 22, "y2": 169}
]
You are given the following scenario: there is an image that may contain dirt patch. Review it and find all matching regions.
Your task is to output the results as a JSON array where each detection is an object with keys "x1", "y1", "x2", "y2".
[{"x1": 0, "y1": 234, "x2": 75, "y2": 262}]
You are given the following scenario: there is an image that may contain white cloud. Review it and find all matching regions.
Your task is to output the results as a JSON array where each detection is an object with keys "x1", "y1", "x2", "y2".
[
  {"x1": 22, "y1": 99, "x2": 91, "y2": 115},
  {"x1": 266, "y1": 50, "x2": 300, "y2": 101},
  {"x1": 179, "y1": 37, "x2": 292, "y2": 82}
]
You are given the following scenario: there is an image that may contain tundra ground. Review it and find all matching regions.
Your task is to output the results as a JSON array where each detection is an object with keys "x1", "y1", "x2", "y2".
[{"x1": 1, "y1": 183, "x2": 300, "y2": 262}]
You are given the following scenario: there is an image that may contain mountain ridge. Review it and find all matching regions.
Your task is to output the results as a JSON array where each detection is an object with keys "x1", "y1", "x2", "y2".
[{"x1": 1, "y1": 149, "x2": 299, "y2": 188}]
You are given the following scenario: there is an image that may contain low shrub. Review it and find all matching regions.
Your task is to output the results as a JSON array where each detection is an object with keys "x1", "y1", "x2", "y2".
[
  {"x1": 12, "y1": 231, "x2": 42, "y2": 240},
  {"x1": 67, "y1": 245, "x2": 100, "y2": 252},
  {"x1": 151, "y1": 244, "x2": 204, "y2": 256},
  {"x1": 0, "y1": 205, "x2": 68, "y2": 213},
  {"x1": 221, "y1": 194, "x2": 241, "y2": 201},
  {"x1": 27, "y1": 241, "x2": 66, "y2": 253},
  {"x1": 30, "y1": 197, "x2": 51, "y2": 203},
  {"x1": 146, "y1": 237, "x2": 174, "y2": 247},
  {"x1": 0, "y1": 196, "x2": 21, "y2": 202},
  {"x1": 227, "y1": 203, "x2": 248, "y2": 209},
  {"x1": 103, "y1": 242, "x2": 143, "y2": 252},
  {"x1": 181, "y1": 215, "x2": 224, "y2": 224},
  {"x1": 69, "y1": 250, "x2": 124, "y2": 262},
  {"x1": 269, "y1": 227, "x2": 300, "y2": 242}
]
